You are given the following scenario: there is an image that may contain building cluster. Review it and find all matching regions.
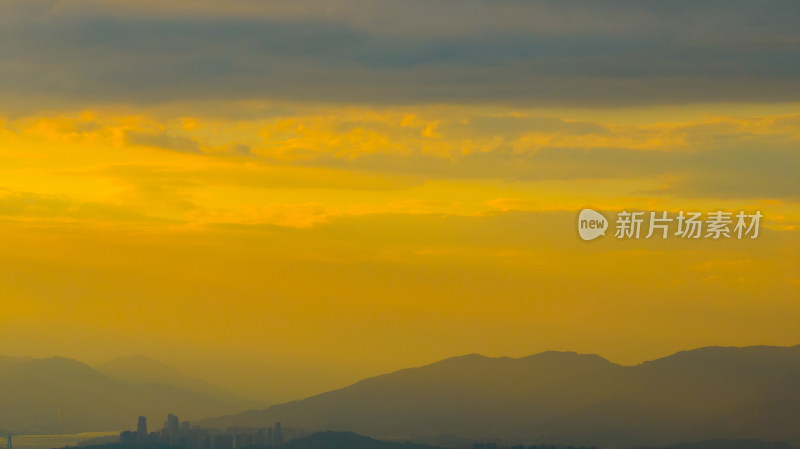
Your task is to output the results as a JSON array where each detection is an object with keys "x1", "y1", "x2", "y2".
[{"x1": 120, "y1": 415, "x2": 302, "y2": 449}]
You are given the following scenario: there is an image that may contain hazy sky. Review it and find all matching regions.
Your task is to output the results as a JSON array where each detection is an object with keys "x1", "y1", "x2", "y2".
[{"x1": 1, "y1": 0, "x2": 798, "y2": 404}]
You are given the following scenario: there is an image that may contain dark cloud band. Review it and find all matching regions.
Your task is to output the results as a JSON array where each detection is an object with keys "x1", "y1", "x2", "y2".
[{"x1": 1, "y1": 0, "x2": 799, "y2": 110}]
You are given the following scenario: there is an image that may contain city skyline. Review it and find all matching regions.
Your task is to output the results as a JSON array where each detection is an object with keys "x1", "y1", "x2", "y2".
[{"x1": 119, "y1": 414, "x2": 291, "y2": 449}]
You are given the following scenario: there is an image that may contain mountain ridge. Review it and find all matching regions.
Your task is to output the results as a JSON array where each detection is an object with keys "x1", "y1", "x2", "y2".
[
  {"x1": 0, "y1": 355, "x2": 243, "y2": 435},
  {"x1": 96, "y1": 355, "x2": 256, "y2": 407},
  {"x1": 197, "y1": 345, "x2": 800, "y2": 448}
]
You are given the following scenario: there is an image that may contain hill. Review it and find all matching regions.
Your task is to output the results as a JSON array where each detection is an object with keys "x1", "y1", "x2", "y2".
[
  {"x1": 197, "y1": 346, "x2": 800, "y2": 448},
  {"x1": 0, "y1": 356, "x2": 241, "y2": 434},
  {"x1": 96, "y1": 355, "x2": 256, "y2": 407},
  {"x1": 634, "y1": 439, "x2": 795, "y2": 449},
  {"x1": 280, "y1": 431, "x2": 441, "y2": 449}
]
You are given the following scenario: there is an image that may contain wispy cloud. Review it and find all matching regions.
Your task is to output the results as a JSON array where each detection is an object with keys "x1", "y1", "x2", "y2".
[{"x1": 125, "y1": 130, "x2": 201, "y2": 154}]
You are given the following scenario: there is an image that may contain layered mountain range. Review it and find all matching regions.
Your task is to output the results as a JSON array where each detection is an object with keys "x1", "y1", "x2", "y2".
[{"x1": 198, "y1": 345, "x2": 800, "y2": 448}]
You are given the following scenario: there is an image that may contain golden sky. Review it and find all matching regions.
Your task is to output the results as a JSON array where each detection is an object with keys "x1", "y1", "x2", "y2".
[{"x1": 0, "y1": 0, "x2": 798, "y2": 403}]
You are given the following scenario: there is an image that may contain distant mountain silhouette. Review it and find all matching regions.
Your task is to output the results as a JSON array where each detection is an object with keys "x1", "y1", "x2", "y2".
[
  {"x1": 0, "y1": 355, "x2": 32, "y2": 369},
  {"x1": 197, "y1": 346, "x2": 800, "y2": 448},
  {"x1": 65, "y1": 432, "x2": 442, "y2": 449},
  {"x1": 635, "y1": 439, "x2": 795, "y2": 449},
  {"x1": 279, "y1": 431, "x2": 440, "y2": 449},
  {"x1": 0, "y1": 356, "x2": 242, "y2": 434},
  {"x1": 96, "y1": 355, "x2": 256, "y2": 407}
]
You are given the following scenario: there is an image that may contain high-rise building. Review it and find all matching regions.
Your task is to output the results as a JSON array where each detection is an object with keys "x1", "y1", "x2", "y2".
[
  {"x1": 163, "y1": 413, "x2": 180, "y2": 445},
  {"x1": 120, "y1": 431, "x2": 137, "y2": 444},
  {"x1": 137, "y1": 416, "x2": 148, "y2": 444},
  {"x1": 164, "y1": 414, "x2": 179, "y2": 434},
  {"x1": 273, "y1": 422, "x2": 282, "y2": 446}
]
